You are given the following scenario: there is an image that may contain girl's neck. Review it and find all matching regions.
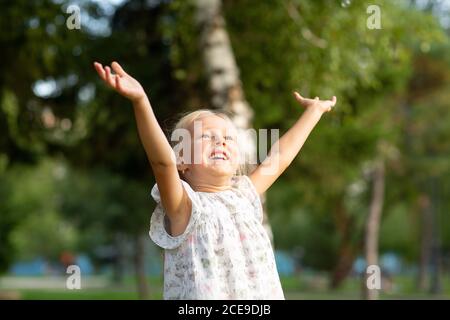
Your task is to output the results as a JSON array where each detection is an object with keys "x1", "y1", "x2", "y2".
[{"x1": 186, "y1": 175, "x2": 234, "y2": 193}]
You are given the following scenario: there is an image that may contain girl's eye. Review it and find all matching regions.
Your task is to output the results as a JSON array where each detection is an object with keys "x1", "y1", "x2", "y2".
[
  {"x1": 224, "y1": 135, "x2": 234, "y2": 141},
  {"x1": 201, "y1": 134, "x2": 211, "y2": 139}
]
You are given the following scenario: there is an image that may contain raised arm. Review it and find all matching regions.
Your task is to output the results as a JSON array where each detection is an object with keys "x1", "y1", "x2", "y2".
[
  {"x1": 250, "y1": 92, "x2": 336, "y2": 194},
  {"x1": 94, "y1": 61, "x2": 191, "y2": 236}
]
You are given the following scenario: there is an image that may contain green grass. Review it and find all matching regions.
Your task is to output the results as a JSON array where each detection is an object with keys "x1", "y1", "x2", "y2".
[
  {"x1": 281, "y1": 274, "x2": 450, "y2": 300},
  {"x1": 0, "y1": 275, "x2": 164, "y2": 300},
  {"x1": 18, "y1": 289, "x2": 142, "y2": 300},
  {"x1": 2, "y1": 274, "x2": 450, "y2": 300}
]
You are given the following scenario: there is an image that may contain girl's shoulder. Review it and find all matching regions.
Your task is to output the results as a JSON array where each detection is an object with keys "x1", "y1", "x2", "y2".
[
  {"x1": 232, "y1": 175, "x2": 259, "y2": 198},
  {"x1": 232, "y1": 175, "x2": 263, "y2": 222}
]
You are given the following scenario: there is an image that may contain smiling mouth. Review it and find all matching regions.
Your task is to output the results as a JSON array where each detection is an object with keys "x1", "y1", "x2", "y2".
[{"x1": 209, "y1": 150, "x2": 229, "y2": 160}]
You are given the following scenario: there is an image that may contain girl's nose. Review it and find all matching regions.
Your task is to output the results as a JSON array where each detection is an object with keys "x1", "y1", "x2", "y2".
[
  {"x1": 215, "y1": 138, "x2": 226, "y2": 146},
  {"x1": 213, "y1": 135, "x2": 225, "y2": 146}
]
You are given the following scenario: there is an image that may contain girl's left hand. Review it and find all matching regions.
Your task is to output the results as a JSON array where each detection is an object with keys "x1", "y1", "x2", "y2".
[{"x1": 293, "y1": 91, "x2": 337, "y2": 113}]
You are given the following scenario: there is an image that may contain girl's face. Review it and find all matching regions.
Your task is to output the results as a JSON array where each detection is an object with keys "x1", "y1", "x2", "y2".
[{"x1": 182, "y1": 115, "x2": 240, "y2": 182}]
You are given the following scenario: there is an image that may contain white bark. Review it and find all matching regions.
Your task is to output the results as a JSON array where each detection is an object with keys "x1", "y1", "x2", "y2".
[
  {"x1": 363, "y1": 159, "x2": 385, "y2": 300},
  {"x1": 195, "y1": 0, "x2": 273, "y2": 242}
]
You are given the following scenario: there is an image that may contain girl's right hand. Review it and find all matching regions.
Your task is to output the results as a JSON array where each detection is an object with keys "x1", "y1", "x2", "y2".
[{"x1": 94, "y1": 61, "x2": 146, "y2": 102}]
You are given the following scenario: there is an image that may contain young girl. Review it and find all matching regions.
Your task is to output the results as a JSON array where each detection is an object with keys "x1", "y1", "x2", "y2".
[{"x1": 94, "y1": 61, "x2": 336, "y2": 300}]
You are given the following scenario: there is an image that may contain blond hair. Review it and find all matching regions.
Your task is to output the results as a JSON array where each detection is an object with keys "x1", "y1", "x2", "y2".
[{"x1": 172, "y1": 109, "x2": 244, "y2": 176}]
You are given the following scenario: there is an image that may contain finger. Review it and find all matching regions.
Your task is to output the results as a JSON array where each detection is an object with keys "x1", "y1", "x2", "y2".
[
  {"x1": 105, "y1": 66, "x2": 116, "y2": 88},
  {"x1": 331, "y1": 96, "x2": 337, "y2": 106},
  {"x1": 115, "y1": 75, "x2": 123, "y2": 92},
  {"x1": 111, "y1": 61, "x2": 127, "y2": 77},
  {"x1": 94, "y1": 62, "x2": 106, "y2": 80},
  {"x1": 293, "y1": 91, "x2": 305, "y2": 102}
]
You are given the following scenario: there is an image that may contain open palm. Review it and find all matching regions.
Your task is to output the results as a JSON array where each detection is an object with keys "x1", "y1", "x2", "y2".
[
  {"x1": 293, "y1": 91, "x2": 337, "y2": 113},
  {"x1": 94, "y1": 61, "x2": 145, "y2": 102}
]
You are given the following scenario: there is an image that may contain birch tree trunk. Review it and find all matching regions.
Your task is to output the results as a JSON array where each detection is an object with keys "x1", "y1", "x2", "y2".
[
  {"x1": 194, "y1": 0, "x2": 273, "y2": 242},
  {"x1": 363, "y1": 159, "x2": 385, "y2": 300}
]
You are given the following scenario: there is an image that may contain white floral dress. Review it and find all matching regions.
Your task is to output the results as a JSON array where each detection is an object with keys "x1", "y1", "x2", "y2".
[{"x1": 149, "y1": 175, "x2": 285, "y2": 300}]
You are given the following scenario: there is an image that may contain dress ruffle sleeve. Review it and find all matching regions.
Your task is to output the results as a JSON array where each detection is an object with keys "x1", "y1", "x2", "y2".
[{"x1": 149, "y1": 180, "x2": 202, "y2": 250}]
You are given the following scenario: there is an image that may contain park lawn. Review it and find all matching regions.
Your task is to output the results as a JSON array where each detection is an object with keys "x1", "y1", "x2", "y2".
[
  {"x1": 0, "y1": 275, "x2": 164, "y2": 300},
  {"x1": 15, "y1": 289, "x2": 448, "y2": 300},
  {"x1": 4, "y1": 274, "x2": 450, "y2": 300},
  {"x1": 282, "y1": 274, "x2": 450, "y2": 300},
  {"x1": 18, "y1": 289, "x2": 143, "y2": 300}
]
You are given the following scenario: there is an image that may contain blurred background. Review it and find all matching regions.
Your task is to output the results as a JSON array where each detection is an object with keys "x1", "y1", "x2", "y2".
[{"x1": 1, "y1": 0, "x2": 450, "y2": 300}]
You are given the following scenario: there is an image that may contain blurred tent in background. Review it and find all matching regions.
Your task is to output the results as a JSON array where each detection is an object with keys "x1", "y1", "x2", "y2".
[{"x1": 1, "y1": 0, "x2": 450, "y2": 299}]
